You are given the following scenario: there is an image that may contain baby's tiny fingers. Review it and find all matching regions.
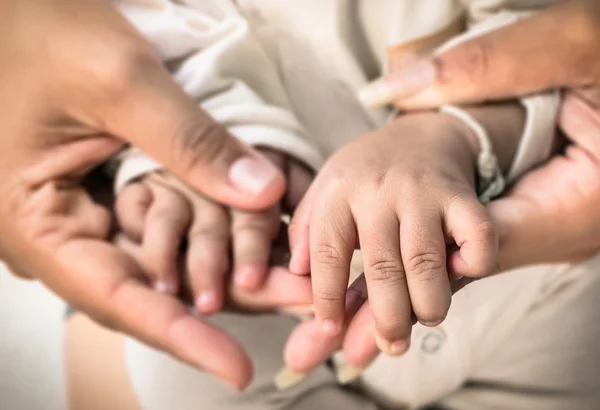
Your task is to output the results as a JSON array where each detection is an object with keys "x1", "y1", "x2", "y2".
[
  {"x1": 400, "y1": 205, "x2": 451, "y2": 327},
  {"x1": 115, "y1": 182, "x2": 153, "y2": 242},
  {"x1": 143, "y1": 180, "x2": 192, "y2": 294},
  {"x1": 358, "y1": 209, "x2": 412, "y2": 355},
  {"x1": 187, "y1": 195, "x2": 230, "y2": 315},
  {"x1": 446, "y1": 195, "x2": 498, "y2": 278},
  {"x1": 231, "y1": 206, "x2": 280, "y2": 290},
  {"x1": 310, "y1": 198, "x2": 356, "y2": 336}
]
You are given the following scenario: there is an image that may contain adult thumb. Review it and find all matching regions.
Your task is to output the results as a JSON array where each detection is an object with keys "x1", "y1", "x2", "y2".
[{"x1": 93, "y1": 53, "x2": 285, "y2": 211}]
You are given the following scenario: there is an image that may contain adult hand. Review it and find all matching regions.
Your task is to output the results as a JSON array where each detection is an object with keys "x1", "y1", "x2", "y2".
[
  {"x1": 285, "y1": 0, "x2": 600, "y2": 376},
  {"x1": 359, "y1": 0, "x2": 600, "y2": 271},
  {"x1": 0, "y1": 0, "x2": 287, "y2": 390}
]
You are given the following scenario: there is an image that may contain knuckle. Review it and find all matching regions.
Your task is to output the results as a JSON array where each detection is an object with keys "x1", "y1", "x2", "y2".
[
  {"x1": 171, "y1": 119, "x2": 231, "y2": 178},
  {"x1": 189, "y1": 222, "x2": 229, "y2": 243},
  {"x1": 314, "y1": 243, "x2": 346, "y2": 268},
  {"x1": 376, "y1": 320, "x2": 411, "y2": 340},
  {"x1": 150, "y1": 206, "x2": 187, "y2": 227},
  {"x1": 403, "y1": 169, "x2": 430, "y2": 193},
  {"x1": 367, "y1": 258, "x2": 406, "y2": 284},
  {"x1": 406, "y1": 249, "x2": 445, "y2": 278},
  {"x1": 324, "y1": 169, "x2": 353, "y2": 194},
  {"x1": 314, "y1": 288, "x2": 345, "y2": 304}
]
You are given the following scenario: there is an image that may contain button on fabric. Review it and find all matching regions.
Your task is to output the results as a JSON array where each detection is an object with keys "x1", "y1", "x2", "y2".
[{"x1": 421, "y1": 329, "x2": 446, "y2": 354}]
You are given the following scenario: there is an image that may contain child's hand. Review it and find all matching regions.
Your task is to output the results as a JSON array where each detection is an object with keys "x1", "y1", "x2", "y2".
[
  {"x1": 115, "y1": 149, "x2": 313, "y2": 314},
  {"x1": 288, "y1": 113, "x2": 498, "y2": 355}
]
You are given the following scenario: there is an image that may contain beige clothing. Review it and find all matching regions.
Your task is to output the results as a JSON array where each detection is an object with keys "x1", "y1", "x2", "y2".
[
  {"x1": 112, "y1": 0, "x2": 559, "y2": 190},
  {"x1": 124, "y1": 253, "x2": 600, "y2": 409},
  {"x1": 106, "y1": 0, "x2": 597, "y2": 409}
]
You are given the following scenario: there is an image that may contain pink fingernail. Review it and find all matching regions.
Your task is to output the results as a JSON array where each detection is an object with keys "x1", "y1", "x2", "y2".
[
  {"x1": 196, "y1": 290, "x2": 219, "y2": 314},
  {"x1": 229, "y1": 157, "x2": 279, "y2": 195}
]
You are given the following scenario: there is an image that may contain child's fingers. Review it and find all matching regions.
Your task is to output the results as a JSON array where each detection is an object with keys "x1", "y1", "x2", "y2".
[
  {"x1": 186, "y1": 194, "x2": 230, "y2": 315},
  {"x1": 400, "y1": 205, "x2": 451, "y2": 327},
  {"x1": 231, "y1": 206, "x2": 280, "y2": 290},
  {"x1": 445, "y1": 195, "x2": 498, "y2": 278},
  {"x1": 143, "y1": 181, "x2": 192, "y2": 294},
  {"x1": 358, "y1": 209, "x2": 412, "y2": 355},
  {"x1": 310, "y1": 198, "x2": 356, "y2": 336},
  {"x1": 115, "y1": 182, "x2": 153, "y2": 242}
]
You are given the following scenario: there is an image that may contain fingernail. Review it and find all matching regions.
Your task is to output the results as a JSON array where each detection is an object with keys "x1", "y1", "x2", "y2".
[
  {"x1": 229, "y1": 157, "x2": 279, "y2": 195},
  {"x1": 195, "y1": 290, "x2": 219, "y2": 314},
  {"x1": 274, "y1": 366, "x2": 306, "y2": 390},
  {"x1": 358, "y1": 60, "x2": 436, "y2": 107},
  {"x1": 322, "y1": 319, "x2": 341, "y2": 336},
  {"x1": 336, "y1": 362, "x2": 364, "y2": 385},
  {"x1": 375, "y1": 334, "x2": 409, "y2": 356},
  {"x1": 234, "y1": 265, "x2": 263, "y2": 290}
]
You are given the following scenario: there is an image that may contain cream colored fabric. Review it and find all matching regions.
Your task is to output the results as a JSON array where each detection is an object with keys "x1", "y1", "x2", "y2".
[
  {"x1": 124, "y1": 254, "x2": 600, "y2": 409},
  {"x1": 112, "y1": 0, "x2": 559, "y2": 191}
]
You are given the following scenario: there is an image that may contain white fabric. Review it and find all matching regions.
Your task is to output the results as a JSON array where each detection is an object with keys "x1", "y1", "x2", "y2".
[
  {"x1": 435, "y1": 8, "x2": 561, "y2": 183},
  {"x1": 113, "y1": 0, "x2": 559, "y2": 191}
]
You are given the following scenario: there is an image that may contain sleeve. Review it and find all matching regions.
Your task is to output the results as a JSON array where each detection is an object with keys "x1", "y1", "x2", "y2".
[
  {"x1": 435, "y1": 3, "x2": 560, "y2": 184},
  {"x1": 111, "y1": 0, "x2": 324, "y2": 192}
]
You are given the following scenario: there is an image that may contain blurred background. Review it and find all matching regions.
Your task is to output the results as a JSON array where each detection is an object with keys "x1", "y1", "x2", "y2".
[{"x1": 1, "y1": 265, "x2": 66, "y2": 409}]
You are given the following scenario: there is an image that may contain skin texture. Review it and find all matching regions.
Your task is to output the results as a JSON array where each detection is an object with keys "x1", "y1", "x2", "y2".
[
  {"x1": 0, "y1": 0, "x2": 323, "y2": 391},
  {"x1": 286, "y1": 103, "x2": 527, "y2": 362},
  {"x1": 115, "y1": 149, "x2": 314, "y2": 315},
  {"x1": 285, "y1": 0, "x2": 600, "y2": 374}
]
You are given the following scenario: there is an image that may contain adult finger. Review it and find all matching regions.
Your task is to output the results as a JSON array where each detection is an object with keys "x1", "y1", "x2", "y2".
[
  {"x1": 57, "y1": 241, "x2": 253, "y2": 390},
  {"x1": 359, "y1": 0, "x2": 599, "y2": 109},
  {"x1": 14, "y1": 185, "x2": 253, "y2": 389},
  {"x1": 358, "y1": 209, "x2": 412, "y2": 355},
  {"x1": 227, "y1": 266, "x2": 313, "y2": 312},
  {"x1": 69, "y1": 6, "x2": 286, "y2": 210}
]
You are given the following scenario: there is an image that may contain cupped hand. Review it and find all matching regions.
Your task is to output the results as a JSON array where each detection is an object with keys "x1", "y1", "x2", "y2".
[{"x1": 0, "y1": 0, "x2": 287, "y2": 390}]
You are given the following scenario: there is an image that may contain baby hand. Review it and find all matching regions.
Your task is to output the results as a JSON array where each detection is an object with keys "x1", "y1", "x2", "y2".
[
  {"x1": 288, "y1": 112, "x2": 498, "y2": 355},
  {"x1": 115, "y1": 149, "x2": 313, "y2": 314}
]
